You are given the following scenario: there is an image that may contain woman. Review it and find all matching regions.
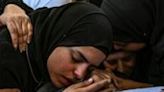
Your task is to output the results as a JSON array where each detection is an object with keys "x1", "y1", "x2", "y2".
[
  {"x1": 101, "y1": 0, "x2": 164, "y2": 87},
  {"x1": 0, "y1": 2, "x2": 113, "y2": 92}
]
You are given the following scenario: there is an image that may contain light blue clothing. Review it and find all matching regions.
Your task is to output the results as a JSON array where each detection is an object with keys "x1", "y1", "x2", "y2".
[{"x1": 23, "y1": 0, "x2": 72, "y2": 10}]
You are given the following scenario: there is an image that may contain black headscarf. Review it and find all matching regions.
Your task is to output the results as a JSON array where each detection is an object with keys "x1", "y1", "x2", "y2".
[
  {"x1": 27, "y1": 2, "x2": 113, "y2": 82},
  {"x1": 101, "y1": 0, "x2": 155, "y2": 43},
  {"x1": 101, "y1": 0, "x2": 164, "y2": 85}
]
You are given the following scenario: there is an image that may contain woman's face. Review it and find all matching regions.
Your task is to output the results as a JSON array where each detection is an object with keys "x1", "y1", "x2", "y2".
[
  {"x1": 47, "y1": 46, "x2": 106, "y2": 88},
  {"x1": 104, "y1": 41, "x2": 145, "y2": 77},
  {"x1": 104, "y1": 51, "x2": 136, "y2": 77}
]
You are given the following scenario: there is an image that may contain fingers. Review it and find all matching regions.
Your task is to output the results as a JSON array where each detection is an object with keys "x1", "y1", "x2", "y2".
[
  {"x1": 20, "y1": 17, "x2": 32, "y2": 52},
  {"x1": 63, "y1": 78, "x2": 94, "y2": 92},
  {"x1": 22, "y1": 18, "x2": 28, "y2": 51},
  {"x1": 64, "y1": 79, "x2": 111, "y2": 92},
  {"x1": 27, "y1": 19, "x2": 33, "y2": 44},
  {"x1": 15, "y1": 17, "x2": 25, "y2": 52},
  {"x1": 6, "y1": 19, "x2": 18, "y2": 49},
  {"x1": 72, "y1": 78, "x2": 94, "y2": 88},
  {"x1": 92, "y1": 69, "x2": 112, "y2": 79},
  {"x1": 83, "y1": 79, "x2": 110, "y2": 92},
  {"x1": 0, "y1": 5, "x2": 33, "y2": 52},
  {"x1": 2, "y1": 13, "x2": 33, "y2": 52}
]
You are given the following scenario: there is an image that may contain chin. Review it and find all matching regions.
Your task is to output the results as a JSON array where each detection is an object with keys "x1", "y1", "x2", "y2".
[
  {"x1": 51, "y1": 75, "x2": 72, "y2": 88},
  {"x1": 52, "y1": 82, "x2": 62, "y2": 88},
  {"x1": 52, "y1": 81, "x2": 69, "y2": 88}
]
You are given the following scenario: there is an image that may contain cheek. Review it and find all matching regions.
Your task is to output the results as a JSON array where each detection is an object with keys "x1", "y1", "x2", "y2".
[
  {"x1": 47, "y1": 60, "x2": 58, "y2": 75},
  {"x1": 48, "y1": 59, "x2": 75, "y2": 75},
  {"x1": 59, "y1": 63, "x2": 75, "y2": 73}
]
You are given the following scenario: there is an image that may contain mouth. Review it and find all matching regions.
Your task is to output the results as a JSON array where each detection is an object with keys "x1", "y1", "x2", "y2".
[{"x1": 60, "y1": 75, "x2": 73, "y2": 86}]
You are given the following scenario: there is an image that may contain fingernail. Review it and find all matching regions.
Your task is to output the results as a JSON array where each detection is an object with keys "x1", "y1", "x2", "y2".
[
  {"x1": 20, "y1": 48, "x2": 23, "y2": 53},
  {"x1": 108, "y1": 79, "x2": 111, "y2": 83},
  {"x1": 27, "y1": 40, "x2": 30, "y2": 44},
  {"x1": 14, "y1": 44, "x2": 17, "y2": 49},
  {"x1": 87, "y1": 78, "x2": 93, "y2": 83}
]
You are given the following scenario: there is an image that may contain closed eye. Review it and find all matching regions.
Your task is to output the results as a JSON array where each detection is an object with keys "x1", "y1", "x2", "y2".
[{"x1": 71, "y1": 49, "x2": 86, "y2": 63}]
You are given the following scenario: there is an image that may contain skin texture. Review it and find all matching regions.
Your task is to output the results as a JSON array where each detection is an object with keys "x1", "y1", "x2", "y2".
[
  {"x1": 47, "y1": 46, "x2": 106, "y2": 88},
  {"x1": 104, "y1": 42, "x2": 145, "y2": 76},
  {"x1": 63, "y1": 78, "x2": 111, "y2": 92},
  {"x1": 104, "y1": 51, "x2": 136, "y2": 77},
  {"x1": 0, "y1": 4, "x2": 33, "y2": 52}
]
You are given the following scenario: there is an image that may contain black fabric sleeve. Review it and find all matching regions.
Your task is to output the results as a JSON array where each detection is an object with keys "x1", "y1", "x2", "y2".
[
  {"x1": 0, "y1": 29, "x2": 36, "y2": 91},
  {"x1": 0, "y1": 0, "x2": 33, "y2": 14}
]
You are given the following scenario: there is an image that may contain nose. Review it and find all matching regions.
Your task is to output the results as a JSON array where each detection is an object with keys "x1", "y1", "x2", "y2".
[{"x1": 74, "y1": 63, "x2": 89, "y2": 80}]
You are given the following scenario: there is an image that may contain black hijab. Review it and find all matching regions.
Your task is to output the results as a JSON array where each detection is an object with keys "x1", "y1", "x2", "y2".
[
  {"x1": 27, "y1": 2, "x2": 113, "y2": 82},
  {"x1": 101, "y1": 0, "x2": 164, "y2": 85},
  {"x1": 101, "y1": 0, "x2": 155, "y2": 43}
]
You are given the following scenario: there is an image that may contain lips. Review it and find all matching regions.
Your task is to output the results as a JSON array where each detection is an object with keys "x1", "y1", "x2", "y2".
[{"x1": 60, "y1": 75, "x2": 73, "y2": 86}]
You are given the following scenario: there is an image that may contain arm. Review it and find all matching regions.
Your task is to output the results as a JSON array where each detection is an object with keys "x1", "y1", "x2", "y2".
[{"x1": 90, "y1": 69, "x2": 153, "y2": 91}]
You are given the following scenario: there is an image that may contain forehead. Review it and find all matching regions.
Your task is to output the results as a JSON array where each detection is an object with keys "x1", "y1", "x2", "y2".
[{"x1": 113, "y1": 41, "x2": 145, "y2": 51}]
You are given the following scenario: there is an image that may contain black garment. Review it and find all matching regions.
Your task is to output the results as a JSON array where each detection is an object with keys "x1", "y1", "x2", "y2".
[
  {"x1": 101, "y1": 0, "x2": 154, "y2": 43},
  {"x1": 0, "y1": 2, "x2": 113, "y2": 92},
  {"x1": 101, "y1": 0, "x2": 164, "y2": 85},
  {"x1": 37, "y1": 82, "x2": 64, "y2": 92},
  {"x1": 89, "y1": 0, "x2": 104, "y2": 7}
]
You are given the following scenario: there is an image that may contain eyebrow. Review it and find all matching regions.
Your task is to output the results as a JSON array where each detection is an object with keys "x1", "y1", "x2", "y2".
[
  {"x1": 76, "y1": 50, "x2": 102, "y2": 67},
  {"x1": 76, "y1": 50, "x2": 89, "y2": 63}
]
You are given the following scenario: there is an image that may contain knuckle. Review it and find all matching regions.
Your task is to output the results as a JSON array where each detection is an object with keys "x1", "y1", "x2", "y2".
[
  {"x1": 28, "y1": 31, "x2": 33, "y2": 36},
  {"x1": 12, "y1": 37, "x2": 18, "y2": 42},
  {"x1": 18, "y1": 37, "x2": 23, "y2": 43}
]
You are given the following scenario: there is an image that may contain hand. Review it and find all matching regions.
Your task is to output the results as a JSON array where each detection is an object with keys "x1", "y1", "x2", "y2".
[
  {"x1": 90, "y1": 69, "x2": 152, "y2": 91},
  {"x1": 63, "y1": 78, "x2": 110, "y2": 92},
  {"x1": 91, "y1": 69, "x2": 112, "y2": 82},
  {"x1": 0, "y1": 4, "x2": 33, "y2": 52},
  {"x1": 91, "y1": 69, "x2": 117, "y2": 91}
]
